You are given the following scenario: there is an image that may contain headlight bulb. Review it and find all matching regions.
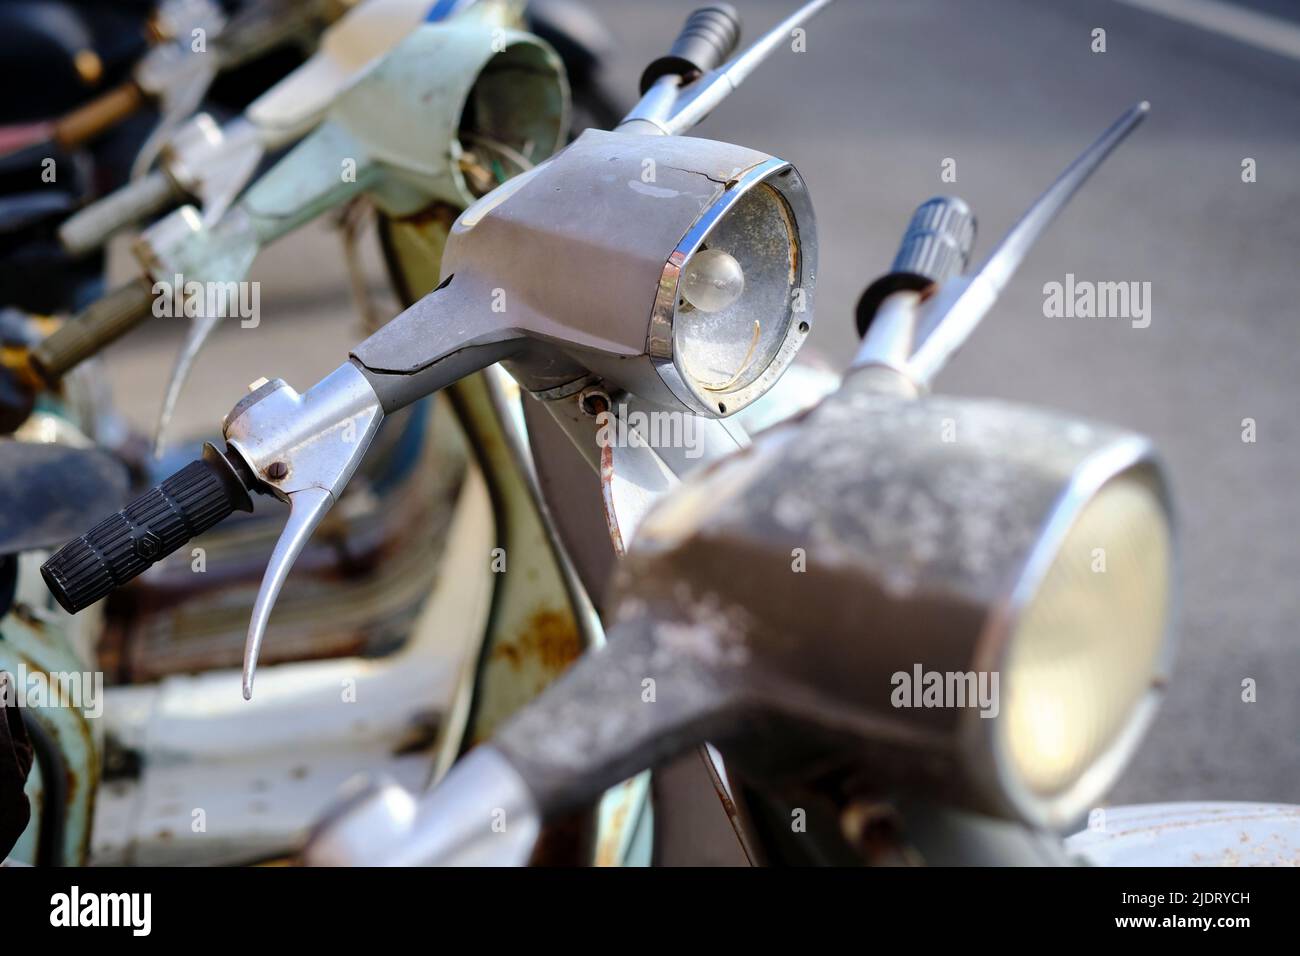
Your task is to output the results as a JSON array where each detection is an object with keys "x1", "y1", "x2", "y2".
[{"x1": 681, "y1": 248, "x2": 745, "y2": 313}]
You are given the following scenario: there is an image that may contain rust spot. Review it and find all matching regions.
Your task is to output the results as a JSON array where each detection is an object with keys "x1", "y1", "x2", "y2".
[
  {"x1": 600, "y1": 441, "x2": 626, "y2": 557},
  {"x1": 490, "y1": 608, "x2": 582, "y2": 675},
  {"x1": 595, "y1": 799, "x2": 630, "y2": 867},
  {"x1": 1110, "y1": 808, "x2": 1300, "y2": 839}
]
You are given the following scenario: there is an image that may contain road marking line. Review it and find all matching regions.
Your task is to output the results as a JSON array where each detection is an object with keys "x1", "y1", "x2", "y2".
[{"x1": 1116, "y1": 0, "x2": 1300, "y2": 61}]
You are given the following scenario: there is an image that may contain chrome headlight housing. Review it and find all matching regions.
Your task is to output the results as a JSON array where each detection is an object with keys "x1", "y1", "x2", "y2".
[
  {"x1": 625, "y1": 388, "x2": 1177, "y2": 830},
  {"x1": 443, "y1": 130, "x2": 816, "y2": 417}
]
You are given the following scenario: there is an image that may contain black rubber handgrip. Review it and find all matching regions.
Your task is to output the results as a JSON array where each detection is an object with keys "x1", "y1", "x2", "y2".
[
  {"x1": 40, "y1": 444, "x2": 253, "y2": 613},
  {"x1": 855, "y1": 196, "x2": 977, "y2": 337},
  {"x1": 640, "y1": 4, "x2": 742, "y2": 93}
]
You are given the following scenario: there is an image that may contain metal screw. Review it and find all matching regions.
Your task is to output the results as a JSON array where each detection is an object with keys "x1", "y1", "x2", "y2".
[{"x1": 266, "y1": 462, "x2": 288, "y2": 480}]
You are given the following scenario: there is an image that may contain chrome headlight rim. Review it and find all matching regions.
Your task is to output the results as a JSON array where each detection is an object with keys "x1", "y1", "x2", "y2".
[
  {"x1": 962, "y1": 435, "x2": 1179, "y2": 831},
  {"x1": 647, "y1": 157, "x2": 817, "y2": 418}
]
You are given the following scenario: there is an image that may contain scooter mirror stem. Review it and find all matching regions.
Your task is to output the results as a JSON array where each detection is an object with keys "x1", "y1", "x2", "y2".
[
  {"x1": 853, "y1": 101, "x2": 1150, "y2": 390},
  {"x1": 618, "y1": 0, "x2": 836, "y2": 136}
]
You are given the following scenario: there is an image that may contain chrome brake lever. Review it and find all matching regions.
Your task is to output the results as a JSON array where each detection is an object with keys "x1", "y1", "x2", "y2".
[
  {"x1": 222, "y1": 361, "x2": 385, "y2": 698},
  {"x1": 243, "y1": 485, "x2": 333, "y2": 699}
]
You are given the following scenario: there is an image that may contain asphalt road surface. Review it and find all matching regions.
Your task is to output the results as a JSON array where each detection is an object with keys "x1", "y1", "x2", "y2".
[{"x1": 105, "y1": 0, "x2": 1300, "y2": 819}]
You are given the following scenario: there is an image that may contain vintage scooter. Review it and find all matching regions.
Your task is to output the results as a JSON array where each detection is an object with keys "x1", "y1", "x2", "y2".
[
  {"x1": 40, "y1": 0, "x2": 838, "y2": 864},
  {"x1": 306, "y1": 98, "x2": 1300, "y2": 866},
  {"x1": 43, "y1": 0, "x2": 834, "y2": 698},
  {"x1": 1, "y1": 87, "x2": 152, "y2": 860},
  {"x1": 300, "y1": 102, "x2": 1184, "y2": 865},
  {"x1": 55, "y1": 0, "x2": 631, "y2": 259}
]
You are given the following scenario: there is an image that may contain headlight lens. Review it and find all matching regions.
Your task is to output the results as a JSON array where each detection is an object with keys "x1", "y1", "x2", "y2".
[
  {"x1": 999, "y1": 472, "x2": 1172, "y2": 797},
  {"x1": 672, "y1": 181, "x2": 802, "y2": 410}
]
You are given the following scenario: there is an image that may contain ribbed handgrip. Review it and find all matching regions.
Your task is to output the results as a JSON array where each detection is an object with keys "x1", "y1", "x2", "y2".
[
  {"x1": 855, "y1": 196, "x2": 977, "y2": 337},
  {"x1": 640, "y1": 4, "x2": 742, "y2": 93},
  {"x1": 41, "y1": 445, "x2": 253, "y2": 613},
  {"x1": 29, "y1": 277, "x2": 156, "y2": 383},
  {"x1": 889, "y1": 196, "x2": 976, "y2": 286}
]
